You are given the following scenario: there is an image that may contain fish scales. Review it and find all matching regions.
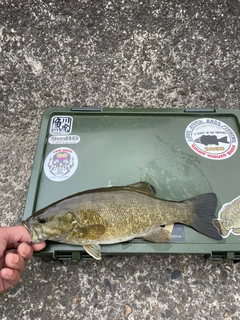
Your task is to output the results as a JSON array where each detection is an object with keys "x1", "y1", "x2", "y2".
[
  {"x1": 55, "y1": 190, "x2": 190, "y2": 243},
  {"x1": 22, "y1": 182, "x2": 221, "y2": 259}
]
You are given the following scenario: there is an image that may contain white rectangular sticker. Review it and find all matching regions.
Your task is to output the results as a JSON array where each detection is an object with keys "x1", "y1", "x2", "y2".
[
  {"x1": 48, "y1": 135, "x2": 80, "y2": 144},
  {"x1": 50, "y1": 116, "x2": 73, "y2": 135}
]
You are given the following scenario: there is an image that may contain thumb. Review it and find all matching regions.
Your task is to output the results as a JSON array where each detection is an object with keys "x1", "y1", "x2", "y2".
[{"x1": 0, "y1": 226, "x2": 31, "y2": 257}]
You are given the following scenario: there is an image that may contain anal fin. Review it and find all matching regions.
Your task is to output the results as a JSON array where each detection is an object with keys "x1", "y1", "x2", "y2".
[
  {"x1": 141, "y1": 227, "x2": 171, "y2": 243},
  {"x1": 164, "y1": 224, "x2": 174, "y2": 234}
]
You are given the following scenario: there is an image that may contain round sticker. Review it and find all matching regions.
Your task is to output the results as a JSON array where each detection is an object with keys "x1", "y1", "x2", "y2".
[
  {"x1": 44, "y1": 148, "x2": 78, "y2": 181},
  {"x1": 185, "y1": 118, "x2": 238, "y2": 160}
]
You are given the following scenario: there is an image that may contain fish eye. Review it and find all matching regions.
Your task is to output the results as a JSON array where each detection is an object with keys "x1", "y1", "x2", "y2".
[{"x1": 38, "y1": 217, "x2": 47, "y2": 224}]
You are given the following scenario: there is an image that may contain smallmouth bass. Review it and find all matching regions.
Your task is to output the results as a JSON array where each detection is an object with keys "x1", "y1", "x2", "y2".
[{"x1": 22, "y1": 182, "x2": 221, "y2": 259}]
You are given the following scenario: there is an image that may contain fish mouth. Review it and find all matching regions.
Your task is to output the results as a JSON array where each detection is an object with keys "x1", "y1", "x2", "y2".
[
  {"x1": 22, "y1": 221, "x2": 31, "y2": 233},
  {"x1": 22, "y1": 221, "x2": 42, "y2": 243}
]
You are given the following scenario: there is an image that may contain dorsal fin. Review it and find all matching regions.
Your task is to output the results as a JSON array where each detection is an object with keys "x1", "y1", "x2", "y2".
[{"x1": 126, "y1": 182, "x2": 157, "y2": 195}]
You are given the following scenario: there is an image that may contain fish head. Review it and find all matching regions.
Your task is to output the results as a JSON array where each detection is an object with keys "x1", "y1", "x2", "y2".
[{"x1": 22, "y1": 205, "x2": 77, "y2": 243}]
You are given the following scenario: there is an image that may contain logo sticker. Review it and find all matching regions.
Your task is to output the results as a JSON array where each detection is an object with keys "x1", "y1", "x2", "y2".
[
  {"x1": 44, "y1": 148, "x2": 78, "y2": 181},
  {"x1": 48, "y1": 135, "x2": 80, "y2": 145},
  {"x1": 213, "y1": 195, "x2": 240, "y2": 238},
  {"x1": 50, "y1": 116, "x2": 73, "y2": 135},
  {"x1": 185, "y1": 118, "x2": 238, "y2": 160}
]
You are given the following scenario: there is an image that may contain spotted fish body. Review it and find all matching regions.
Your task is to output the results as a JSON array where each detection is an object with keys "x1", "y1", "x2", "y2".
[
  {"x1": 22, "y1": 182, "x2": 221, "y2": 259},
  {"x1": 213, "y1": 195, "x2": 240, "y2": 238}
]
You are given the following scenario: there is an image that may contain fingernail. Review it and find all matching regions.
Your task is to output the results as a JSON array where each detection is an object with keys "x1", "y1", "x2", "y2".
[
  {"x1": 11, "y1": 254, "x2": 19, "y2": 264},
  {"x1": 22, "y1": 245, "x2": 31, "y2": 256},
  {"x1": 5, "y1": 269, "x2": 13, "y2": 277}
]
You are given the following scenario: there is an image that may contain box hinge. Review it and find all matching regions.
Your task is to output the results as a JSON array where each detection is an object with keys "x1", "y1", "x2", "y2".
[
  {"x1": 210, "y1": 252, "x2": 226, "y2": 260},
  {"x1": 184, "y1": 108, "x2": 215, "y2": 113},
  {"x1": 71, "y1": 107, "x2": 101, "y2": 112},
  {"x1": 231, "y1": 252, "x2": 240, "y2": 263},
  {"x1": 53, "y1": 251, "x2": 94, "y2": 261},
  {"x1": 210, "y1": 252, "x2": 240, "y2": 261},
  {"x1": 54, "y1": 251, "x2": 81, "y2": 261}
]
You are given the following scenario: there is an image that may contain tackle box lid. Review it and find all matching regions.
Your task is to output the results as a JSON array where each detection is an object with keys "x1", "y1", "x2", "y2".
[{"x1": 24, "y1": 107, "x2": 240, "y2": 261}]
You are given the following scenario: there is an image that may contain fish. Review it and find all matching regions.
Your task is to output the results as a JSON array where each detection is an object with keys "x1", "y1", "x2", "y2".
[
  {"x1": 22, "y1": 182, "x2": 221, "y2": 260},
  {"x1": 213, "y1": 195, "x2": 240, "y2": 238},
  {"x1": 194, "y1": 135, "x2": 229, "y2": 146}
]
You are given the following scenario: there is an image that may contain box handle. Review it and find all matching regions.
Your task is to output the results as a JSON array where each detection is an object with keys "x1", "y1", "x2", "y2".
[
  {"x1": 184, "y1": 108, "x2": 215, "y2": 113},
  {"x1": 71, "y1": 107, "x2": 101, "y2": 112}
]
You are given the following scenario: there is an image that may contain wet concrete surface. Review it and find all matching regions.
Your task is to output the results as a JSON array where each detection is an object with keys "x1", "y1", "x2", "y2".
[{"x1": 1, "y1": 0, "x2": 240, "y2": 319}]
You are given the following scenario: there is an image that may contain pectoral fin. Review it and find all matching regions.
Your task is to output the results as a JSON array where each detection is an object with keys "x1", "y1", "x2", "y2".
[
  {"x1": 73, "y1": 224, "x2": 106, "y2": 240},
  {"x1": 141, "y1": 227, "x2": 172, "y2": 243},
  {"x1": 83, "y1": 244, "x2": 101, "y2": 260}
]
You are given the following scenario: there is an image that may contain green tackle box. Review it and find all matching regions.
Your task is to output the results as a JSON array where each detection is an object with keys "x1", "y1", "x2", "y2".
[{"x1": 24, "y1": 107, "x2": 240, "y2": 261}]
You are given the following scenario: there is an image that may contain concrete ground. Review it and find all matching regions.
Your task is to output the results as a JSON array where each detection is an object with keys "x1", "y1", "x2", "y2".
[{"x1": 1, "y1": 0, "x2": 240, "y2": 319}]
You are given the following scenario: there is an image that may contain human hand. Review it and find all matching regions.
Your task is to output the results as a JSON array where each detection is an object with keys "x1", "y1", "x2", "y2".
[{"x1": 0, "y1": 226, "x2": 46, "y2": 292}]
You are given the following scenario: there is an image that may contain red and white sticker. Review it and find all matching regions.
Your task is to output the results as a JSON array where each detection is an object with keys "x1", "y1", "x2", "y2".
[
  {"x1": 185, "y1": 118, "x2": 238, "y2": 160},
  {"x1": 44, "y1": 148, "x2": 78, "y2": 181}
]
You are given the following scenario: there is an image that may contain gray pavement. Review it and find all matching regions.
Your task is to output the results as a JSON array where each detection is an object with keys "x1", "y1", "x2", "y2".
[{"x1": 1, "y1": 0, "x2": 240, "y2": 319}]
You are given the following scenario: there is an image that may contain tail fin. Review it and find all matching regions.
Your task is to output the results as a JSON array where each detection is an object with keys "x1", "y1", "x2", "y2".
[
  {"x1": 219, "y1": 136, "x2": 229, "y2": 144},
  {"x1": 185, "y1": 193, "x2": 222, "y2": 240}
]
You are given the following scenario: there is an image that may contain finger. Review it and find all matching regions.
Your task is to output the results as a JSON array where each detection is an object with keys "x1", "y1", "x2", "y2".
[
  {"x1": 32, "y1": 241, "x2": 46, "y2": 252},
  {"x1": 0, "y1": 226, "x2": 31, "y2": 256},
  {"x1": 5, "y1": 253, "x2": 25, "y2": 272},
  {"x1": 17, "y1": 243, "x2": 33, "y2": 260},
  {"x1": 17, "y1": 242, "x2": 46, "y2": 261},
  {"x1": 0, "y1": 268, "x2": 20, "y2": 288},
  {"x1": 3, "y1": 226, "x2": 31, "y2": 244}
]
